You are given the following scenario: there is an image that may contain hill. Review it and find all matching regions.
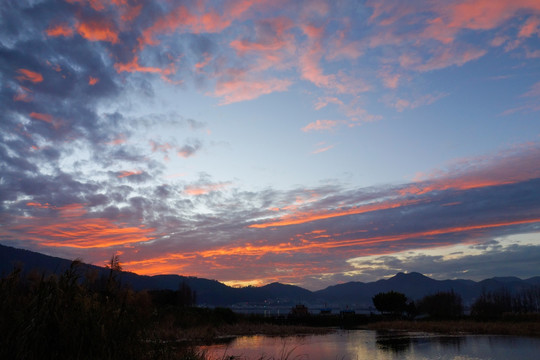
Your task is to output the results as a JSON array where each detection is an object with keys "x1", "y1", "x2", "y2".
[{"x1": 1, "y1": 243, "x2": 538, "y2": 307}]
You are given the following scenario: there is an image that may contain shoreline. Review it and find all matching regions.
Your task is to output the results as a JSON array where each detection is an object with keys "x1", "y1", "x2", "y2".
[
  {"x1": 169, "y1": 318, "x2": 540, "y2": 345},
  {"x1": 363, "y1": 319, "x2": 540, "y2": 338}
]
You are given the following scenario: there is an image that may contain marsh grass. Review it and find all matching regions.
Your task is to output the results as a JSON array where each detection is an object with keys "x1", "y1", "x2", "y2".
[{"x1": 366, "y1": 318, "x2": 540, "y2": 337}]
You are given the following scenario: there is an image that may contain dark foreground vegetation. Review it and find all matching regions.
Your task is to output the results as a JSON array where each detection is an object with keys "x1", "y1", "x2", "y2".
[
  {"x1": 2, "y1": 259, "x2": 540, "y2": 359},
  {"x1": 0, "y1": 259, "x2": 329, "y2": 360}
]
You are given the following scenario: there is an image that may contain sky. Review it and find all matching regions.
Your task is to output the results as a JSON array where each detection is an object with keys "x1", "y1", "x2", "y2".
[{"x1": 1, "y1": 0, "x2": 540, "y2": 290}]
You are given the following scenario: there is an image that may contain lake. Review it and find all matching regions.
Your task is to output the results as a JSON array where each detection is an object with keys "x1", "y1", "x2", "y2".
[{"x1": 199, "y1": 330, "x2": 540, "y2": 359}]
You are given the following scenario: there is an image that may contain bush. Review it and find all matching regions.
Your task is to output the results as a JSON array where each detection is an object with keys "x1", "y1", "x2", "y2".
[
  {"x1": 372, "y1": 291, "x2": 408, "y2": 316},
  {"x1": 417, "y1": 291, "x2": 463, "y2": 319},
  {"x1": 471, "y1": 289, "x2": 512, "y2": 319}
]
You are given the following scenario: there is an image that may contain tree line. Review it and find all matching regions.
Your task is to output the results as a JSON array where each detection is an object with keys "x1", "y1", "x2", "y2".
[{"x1": 372, "y1": 287, "x2": 540, "y2": 319}]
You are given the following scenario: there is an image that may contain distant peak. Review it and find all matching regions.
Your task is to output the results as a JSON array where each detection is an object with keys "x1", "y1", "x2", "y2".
[{"x1": 393, "y1": 272, "x2": 428, "y2": 279}]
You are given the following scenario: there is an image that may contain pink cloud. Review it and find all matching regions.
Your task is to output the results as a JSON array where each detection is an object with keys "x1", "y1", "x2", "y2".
[
  {"x1": 229, "y1": 17, "x2": 295, "y2": 72},
  {"x1": 117, "y1": 170, "x2": 143, "y2": 178},
  {"x1": 378, "y1": 67, "x2": 402, "y2": 89},
  {"x1": 326, "y1": 30, "x2": 364, "y2": 61},
  {"x1": 401, "y1": 142, "x2": 540, "y2": 195},
  {"x1": 138, "y1": 5, "x2": 190, "y2": 48},
  {"x1": 401, "y1": 45, "x2": 486, "y2": 72},
  {"x1": 184, "y1": 182, "x2": 230, "y2": 196},
  {"x1": 13, "y1": 87, "x2": 33, "y2": 102},
  {"x1": 518, "y1": 16, "x2": 540, "y2": 38},
  {"x1": 314, "y1": 97, "x2": 344, "y2": 110},
  {"x1": 447, "y1": 0, "x2": 540, "y2": 31},
  {"x1": 312, "y1": 144, "x2": 334, "y2": 154},
  {"x1": 66, "y1": 0, "x2": 106, "y2": 12},
  {"x1": 225, "y1": 0, "x2": 257, "y2": 19},
  {"x1": 150, "y1": 140, "x2": 174, "y2": 153},
  {"x1": 502, "y1": 81, "x2": 540, "y2": 115},
  {"x1": 214, "y1": 75, "x2": 292, "y2": 105},
  {"x1": 230, "y1": 17, "x2": 293, "y2": 54},
  {"x1": 369, "y1": 0, "x2": 540, "y2": 44},
  {"x1": 302, "y1": 120, "x2": 344, "y2": 132},
  {"x1": 29, "y1": 112, "x2": 62, "y2": 129},
  {"x1": 139, "y1": 4, "x2": 235, "y2": 49},
  {"x1": 522, "y1": 81, "x2": 540, "y2": 98},
  {"x1": 390, "y1": 93, "x2": 447, "y2": 112}
]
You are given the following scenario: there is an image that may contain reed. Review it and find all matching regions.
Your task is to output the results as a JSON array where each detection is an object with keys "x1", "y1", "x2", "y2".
[{"x1": 365, "y1": 318, "x2": 540, "y2": 337}]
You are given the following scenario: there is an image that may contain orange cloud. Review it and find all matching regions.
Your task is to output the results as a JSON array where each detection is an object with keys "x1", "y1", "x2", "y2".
[
  {"x1": 88, "y1": 76, "x2": 99, "y2": 85},
  {"x1": 77, "y1": 20, "x2": 119, "y2": 43},
  {"x1": 139, "y1": 5, "x2": 233, "y2": 49},
  {"x1": 106, "y1": 134, "x2": 127, "y2": 145},
  {"x1": 57, "y1": 203, "x2": 87, "y2": 218},
  {"x1": 27, "y1": 202, "x2": 51, "y2": 209},
  {"x1": 46, "y1": 23, "x2": 74, "y2": 37},
  {"x1": 184, "y1": 182, "x2": 230, "y2": 196},
  {"x1": 249, "y1": 199, "x2": 423, "y2": 228},
  {"x1": 29, "y1": 112, "x2": 62, "y2": 129},
  {"x1": 30, "y1": 112, "x2": 53, "y2": 123},
  {"x1": 370, "y1": 0, "x2": 540, "y2": 45},
  {"x1": 26, "y1": 202, "x2": 86, "y2": 217},
  {"x1": 138, "y1": 5, "x2": 190, "y2": 48},
  {"x1": 114, "y1": 56, "x2": 175, "y2": 80},
  {"x1": 16, "y1": 69, "x2": 43, "y2": 83},
  {"x1": 34, "y1": 218, "x2": 155, "y2": 248},
  {"x1": 225, "y1": 0, "x2": 256, "y2": 19},
  {"x1": 122, "y1": 254, "x2": 192, "y2": 275},
  {"x1": 197, "y1": 11, "x2": 232, "y2": 33},
  {"x1": 66, "y1": 0, "x2": 105, "y2": 11},
  {"x1": 119, "y1": 4, "x2": 142, "y2": 22},
  {"x1": 206, "y1": 218, "x2": 540, "y2": 258},
  {"x1": 13, "y1": 88, "x2": 33, "y2": 102},
  {"x1": 230, "y1": 17, "x2": 293, "y2": 54},
  {"x1": 117, "y1": 170, "x2": 142, "y2": 178}
]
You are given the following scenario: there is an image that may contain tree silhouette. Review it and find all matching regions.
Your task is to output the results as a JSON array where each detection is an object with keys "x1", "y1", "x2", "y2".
[
  {"x1": 372, "y1": 291, "x2": 408, "y2": 316},
  {"x1": 105, "y1": 253, "x2": 122, "y2": 295},
  {"x1": 417, "y1": 291, "x2": 463, "y2": 319}
]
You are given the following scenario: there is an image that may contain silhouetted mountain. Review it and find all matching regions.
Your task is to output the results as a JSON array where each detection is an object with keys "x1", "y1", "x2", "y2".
[
  {"x1": 314, "y1": 272, "x2": 481, "y2": 306},
  {"x1": 260, "y1": 282, "x2": 314, "y2": 302},
  {"x1": 1, "y1": 244, "x2": 539, "y2": 307},
  {"x1": 525, "y1": 276, "x2": 540, "y2": 286}
]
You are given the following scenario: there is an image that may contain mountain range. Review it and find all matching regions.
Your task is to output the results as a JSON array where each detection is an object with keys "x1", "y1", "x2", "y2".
[{"x1": 2, "y1": 243, "x2": 539, "y2": 307}]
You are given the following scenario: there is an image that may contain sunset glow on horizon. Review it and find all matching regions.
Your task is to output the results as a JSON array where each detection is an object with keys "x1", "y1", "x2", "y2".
[{"x1": 1, "y1": 0, "x2": 540, "y2": 290}]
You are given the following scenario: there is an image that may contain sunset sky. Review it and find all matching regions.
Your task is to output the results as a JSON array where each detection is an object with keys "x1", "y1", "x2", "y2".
[{"x1": 1, "y1": 0, "x2": 540, "y2": 290}]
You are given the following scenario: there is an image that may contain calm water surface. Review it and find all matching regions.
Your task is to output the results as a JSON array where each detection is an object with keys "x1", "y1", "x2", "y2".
[{"x1": 199, "y1": 330, "x2": 540, "y2": 360}]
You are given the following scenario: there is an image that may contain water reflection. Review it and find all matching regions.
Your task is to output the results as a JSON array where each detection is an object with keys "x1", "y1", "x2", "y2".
[
  {"x1": 375, "y1": 331, "x2": 412, "y2": 353},
  {"x1": 200, "y1": 330, "x2": 540, "y2": 360}
]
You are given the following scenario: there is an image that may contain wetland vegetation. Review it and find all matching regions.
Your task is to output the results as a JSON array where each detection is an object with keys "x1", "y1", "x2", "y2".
[{"x1": 1, "y1": 260, "x2": 540, "y2": 359}]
